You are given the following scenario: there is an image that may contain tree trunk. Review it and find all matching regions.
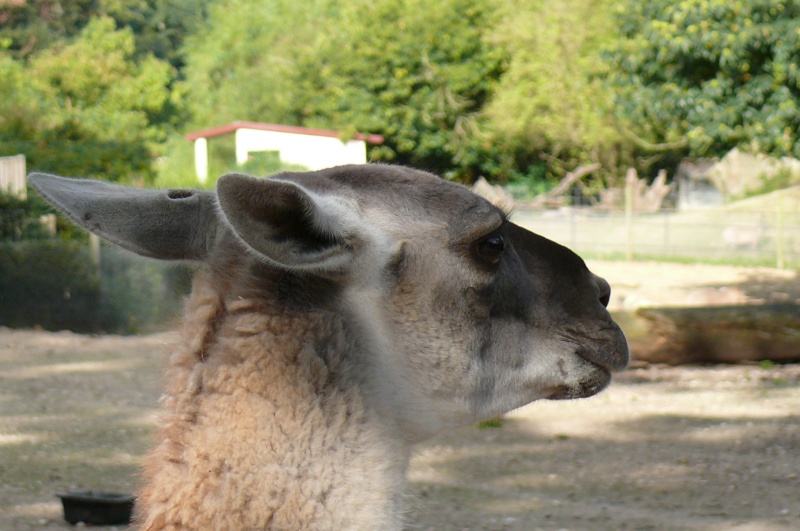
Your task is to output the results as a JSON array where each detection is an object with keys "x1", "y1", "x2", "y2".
[{"x1": 630, "y1": 303, "x2": 800, "y2": 365}]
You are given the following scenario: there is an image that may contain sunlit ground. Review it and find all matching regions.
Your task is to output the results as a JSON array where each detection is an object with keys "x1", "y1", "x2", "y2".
[{"x1": 1, "y1": 264, "x2": 799, "y2": 530}]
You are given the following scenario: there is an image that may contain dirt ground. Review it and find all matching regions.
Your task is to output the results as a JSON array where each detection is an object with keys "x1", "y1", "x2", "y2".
[{"x1": 1, "y1": 260, "x2": 799, "y2": 530}]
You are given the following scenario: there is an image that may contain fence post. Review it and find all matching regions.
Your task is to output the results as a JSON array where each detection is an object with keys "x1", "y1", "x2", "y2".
[
  {"x1": 776, "y1": 194, "x2": 785, "y2": 269},
  {"x1": 625, "y1": 168, "x2": 637, "y2": 261},
  {"x1": 90, "y1": 233, "x2": 101, "y2": 273},
  {"x1": 570, "y1": 205, "x2": 577, "y2": 249}
]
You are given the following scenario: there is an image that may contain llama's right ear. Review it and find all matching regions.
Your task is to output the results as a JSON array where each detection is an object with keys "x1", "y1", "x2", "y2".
[
  {"x1": 27, "y1": 173, "x2": 218, "y2": 261},
  {"x1": 215, "y1": 173, "x2": 358, "y2": 276}
]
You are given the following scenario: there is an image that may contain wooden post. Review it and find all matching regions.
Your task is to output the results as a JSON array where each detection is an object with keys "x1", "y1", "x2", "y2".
[
  {"x1": 90, "y1": 233, "x2": 101, "y2": 273},
  {"x1": 625, "y1": 168, "x2": 637, "y2": 261},
  {"x1": 0, "y1": 154, "x2": 27, "y2": 199},
  {"x1": 194, "y1": 137, "x2": 208, "y2": 184},
  {"x1": 570, "y1": 207, "x2": 577, "y2": 249},
  {"x1": 776, "y1": 194, "x2": 785, "y2": 269}
]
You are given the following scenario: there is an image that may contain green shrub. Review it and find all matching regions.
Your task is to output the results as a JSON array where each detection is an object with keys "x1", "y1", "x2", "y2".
[
  {"x1": 0, "y1": 240, "x2": 192, "y2": 333},
  {"x1": 0, "y1": 240, "x2": 101, "y2": 332},
  {"x1": 0, "y1": 190, "x2": 58, "y2": 241},
  {"x1": 96, "y1": 247, "x2": 192, "y2": 333},
  {"x1": 477, "y1": 417, "x2": 504, "y2": 429}
]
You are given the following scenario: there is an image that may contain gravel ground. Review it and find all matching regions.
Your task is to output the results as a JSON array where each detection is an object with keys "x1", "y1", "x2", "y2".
[{"x1": 1, "y1": 260, "x2": 798, "y2": 530}]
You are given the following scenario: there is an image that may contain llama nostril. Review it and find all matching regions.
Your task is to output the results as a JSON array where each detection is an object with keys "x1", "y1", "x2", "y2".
[{"x1": 595, "y1": 275, "x2": 611, "y2": 308}]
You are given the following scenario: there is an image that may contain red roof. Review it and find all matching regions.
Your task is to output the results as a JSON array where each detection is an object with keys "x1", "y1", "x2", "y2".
[{"x1": 185, "y1": 121, "x2": 384, "y2": 145}]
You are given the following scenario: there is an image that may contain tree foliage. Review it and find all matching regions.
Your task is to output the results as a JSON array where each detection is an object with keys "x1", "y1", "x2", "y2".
[
  {"x1": 0, "y1": 0, "x2": 209, "y2": 67},
  {"x1": 484, "y1": 0, "x2": 627, "y2": 182},
  {"x1": 486, "y1": 3, "x2": 615, "y2": 151},
  {"x1": 0, "y1": 17, "x2": 172, "y2": 181},
  {"x1": 179, "y1": 0, "x2": 334, "y2": 128},
  {"x1": 101, "y1": 0, "x2": 211, "y2": 69},
  {"x1": 608, "y1": 0, "x2": 800, "y2": 159},
  {"x1": 0, "y1": 1, "x2": 205, "y2": 182},
  {"x1": 4, "y1": 0, "x2": 800, "y2": 190},
  {"x1": 0, "y1": 0, "x2": 97, "y2": 58},
  {"x1": 179, "y1": 0, "x2": 506, "y2": 181},
  {"x1": 293, "y1": 0, "x2": 507, "y2": 180}
]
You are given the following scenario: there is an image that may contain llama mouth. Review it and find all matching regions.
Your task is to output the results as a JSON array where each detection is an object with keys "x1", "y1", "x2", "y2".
[
  {"x1": 545, "y1": 366, "x2": 611, "y2": 400},
  {"x1": 567, "y1": 324, "x2": 630, "y2": 373}
]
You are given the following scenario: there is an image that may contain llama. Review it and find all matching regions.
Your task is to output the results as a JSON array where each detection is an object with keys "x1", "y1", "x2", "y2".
[{"x1": 28, "y1": 164, "x2": 629, "y2": 530}]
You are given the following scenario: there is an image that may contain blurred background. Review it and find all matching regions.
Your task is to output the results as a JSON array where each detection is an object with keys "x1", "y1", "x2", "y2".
[
  {"x1": 2, "y1": 0, "x2": 799, "y2": 331},
  {"x1": 1, "y1": 2, "x2": 800, "y2": 529}
]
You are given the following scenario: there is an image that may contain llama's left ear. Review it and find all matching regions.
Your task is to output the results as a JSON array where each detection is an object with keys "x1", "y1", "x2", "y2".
[
  {"x1": 27, "y1": 173, "x2": 218, "y2": 261},
  {"x1": 215, "y1": 173, "x2": 359, "y2": 276}
]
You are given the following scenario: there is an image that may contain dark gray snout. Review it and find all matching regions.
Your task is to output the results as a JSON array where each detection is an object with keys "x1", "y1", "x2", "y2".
[{"x1": 594, "y1": 275, "x2": 612, "y2": 308}]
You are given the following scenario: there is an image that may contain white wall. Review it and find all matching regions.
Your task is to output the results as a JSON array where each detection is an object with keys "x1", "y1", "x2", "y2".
[
  {"x1": 234, "y1": 128, "x2": 367, "y2": 171},
  {"x1": 0, "y1": 154, "x2": 26, "y2": 199},
  {"x1": 193, "y1": 137, "x2": 208, "y2": 183}
]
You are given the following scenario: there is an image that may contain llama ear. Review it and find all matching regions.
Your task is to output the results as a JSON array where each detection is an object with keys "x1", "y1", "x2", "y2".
[
  {"x1": 27, "y1": 173, "x2": 218, "y2": 261},
  {"x1": 215, "y1": 173, "x2": 356, "y2": 276}
]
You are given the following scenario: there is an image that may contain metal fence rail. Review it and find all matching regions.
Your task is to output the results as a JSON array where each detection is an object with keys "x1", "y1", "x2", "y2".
[{"x1": 514, "y1": 207, "x2": 800, "y2": 268}]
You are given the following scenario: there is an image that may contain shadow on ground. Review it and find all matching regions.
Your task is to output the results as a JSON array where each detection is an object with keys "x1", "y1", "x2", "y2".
[
  {"x1": 705, "y1": 269, "x2": 800, "y2": 304},
  {"x1": 409, "y1": 365, "x2": 800, "y2": 530},
  {"x1": 2, "y1": 330, "x2": 800, "y2": 530},
  {"x1": 0, "y1": 330, "x2": 167, "y2": 529}
]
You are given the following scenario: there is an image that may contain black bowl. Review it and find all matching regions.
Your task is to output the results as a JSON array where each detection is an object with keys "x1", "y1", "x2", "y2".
[{"x1": 57, "y1": 490, "x2": 135, "y2": 526}]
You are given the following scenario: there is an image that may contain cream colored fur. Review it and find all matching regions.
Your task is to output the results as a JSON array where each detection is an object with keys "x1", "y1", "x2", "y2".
[{"x1": 138, "y1": 273, "x2": 408, "y2": 529}]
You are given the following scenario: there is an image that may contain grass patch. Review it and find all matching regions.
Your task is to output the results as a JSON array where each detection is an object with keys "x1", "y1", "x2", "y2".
[{"x1": 477, "y1": 417, "x2": 504, "y2": 429}]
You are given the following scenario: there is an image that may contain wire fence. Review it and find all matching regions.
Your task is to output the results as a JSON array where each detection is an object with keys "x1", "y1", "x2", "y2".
[
  {"x1": 2, "y1": 182, "x2": 799, "y2": 333},
  {"x1": 4, "y1": 193, "x2": 800, "y2": 267},
  {"x1": 0, "y1": 210, "x2": 57, "y2": 241},
  {"x1": 514, "y1": 205, "x2": 800, "y2": 268},
  {"x1": 0, "y1": 202, "x2": 191, "y2": 333}
]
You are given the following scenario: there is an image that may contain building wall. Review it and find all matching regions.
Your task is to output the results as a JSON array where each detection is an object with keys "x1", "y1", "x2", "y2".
[
  {"x1": 234, "y1": 129, "x2": 367, "y2": 171},
  {"x1": 0, "y1": 154, "x2": 26, "y2": 199}
]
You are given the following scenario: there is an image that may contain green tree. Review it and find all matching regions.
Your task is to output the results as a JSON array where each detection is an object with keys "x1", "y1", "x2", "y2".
[
  {"x1": 293, "y1": 0, "x2": 507, "y2": 181},
  {"x1": 0, "y1": 52, "x2": 42, "y2": 147},
  {"x1": 0, "y1": 0, "x2": 97, "y2": 59},
  {"x1": 0, "y1": 0, "x2": 209, "y2": 67},
  {"x1": 179, "y1": 0, "x2": 336, "y2": 129},
  {"x1": 484, "y1": 0, "x2": 627, "y2": 182},
  {"x1": 177, "y1": 0, "x2": 506, "y2": 182},
  {"x1": 0, "y1": 17, "x2": 172, "y2": 182},
  {"x1": 608, "y1": 0, "x2": 800, "y2": 159},
  {"x1": 101, "y1": 0, "x2": 212, "y2": 69}
]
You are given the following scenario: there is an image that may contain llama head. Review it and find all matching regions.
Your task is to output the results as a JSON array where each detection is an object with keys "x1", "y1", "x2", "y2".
[{"x1": 28, "y1": 164, "x2": 628, "y2": 441}]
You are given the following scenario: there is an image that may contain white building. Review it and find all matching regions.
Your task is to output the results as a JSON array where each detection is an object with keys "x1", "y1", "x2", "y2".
[
  {"x1": 0, "y1": 154, "x2": 26, "y2": 199},
  {"x1": 186, "y1": 121, "x2": 384, "y2": 183}
]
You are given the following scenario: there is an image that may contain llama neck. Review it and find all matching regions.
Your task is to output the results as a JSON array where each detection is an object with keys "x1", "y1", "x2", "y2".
[{"x1": 137, "y1": 275, "x2": 410, "y2": 530}]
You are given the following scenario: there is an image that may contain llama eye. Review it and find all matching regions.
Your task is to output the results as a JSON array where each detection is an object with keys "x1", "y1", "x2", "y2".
[{"x1": 474, "y1": 234, "x2": 505, "y2": 265}]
